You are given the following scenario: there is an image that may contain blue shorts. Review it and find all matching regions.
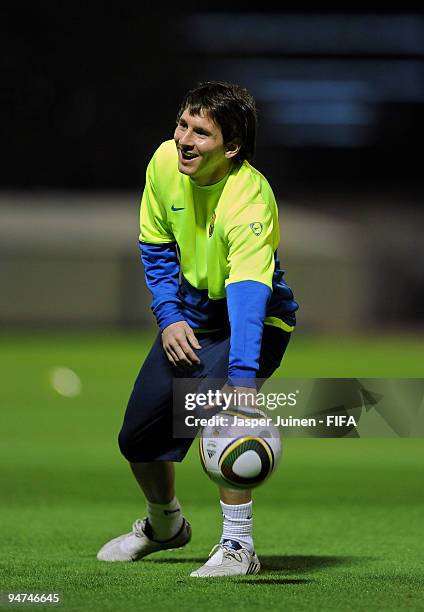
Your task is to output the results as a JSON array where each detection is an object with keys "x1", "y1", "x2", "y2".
[{"x1": 118, "y1": 326, "x2": 290, "y2": 462}]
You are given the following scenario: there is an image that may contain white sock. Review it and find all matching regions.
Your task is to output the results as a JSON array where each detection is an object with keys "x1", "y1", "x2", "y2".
[
  {"x1": 220, "y1": 500, "x2": 254, "y2": 553},
  {"x1": 146, "y1": 496, "x2": 183, "y2": 541}
]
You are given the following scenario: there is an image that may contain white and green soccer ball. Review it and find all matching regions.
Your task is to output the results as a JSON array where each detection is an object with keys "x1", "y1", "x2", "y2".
[{"x1": 199, "y1": 408, "x2": 282, "y2": 490}]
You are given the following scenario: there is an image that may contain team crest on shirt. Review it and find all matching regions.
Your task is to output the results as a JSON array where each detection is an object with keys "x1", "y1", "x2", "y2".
[
  {"x1": 250, "y1": 222, "x2": 263, "y2": 236},
  {"x1": 209, "y1": 212, "x2": 216, "y2": 237}
]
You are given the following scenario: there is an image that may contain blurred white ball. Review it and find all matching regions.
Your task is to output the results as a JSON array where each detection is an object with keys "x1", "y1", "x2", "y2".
[{"x1": 50, "y1": 367, "x2": 81, "y2": 397}]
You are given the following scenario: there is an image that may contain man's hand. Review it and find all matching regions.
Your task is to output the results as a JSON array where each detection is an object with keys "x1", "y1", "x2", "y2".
[{"x1": 161, "y1": 321, "x2": 202, "y2": 367}]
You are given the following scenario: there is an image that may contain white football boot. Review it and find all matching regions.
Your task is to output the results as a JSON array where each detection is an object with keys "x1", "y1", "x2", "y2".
[
  {"x1": 97, "y1": 517, "x2": 191, "y2": 562},
  {"x1": 190, "y1": 540, "x2": 260, "y2": 577}
]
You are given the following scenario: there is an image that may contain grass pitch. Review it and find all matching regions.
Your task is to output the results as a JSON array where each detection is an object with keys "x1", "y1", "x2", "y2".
[{"x1": 1, "y1": 331, "x2": 423, "y2": 611}]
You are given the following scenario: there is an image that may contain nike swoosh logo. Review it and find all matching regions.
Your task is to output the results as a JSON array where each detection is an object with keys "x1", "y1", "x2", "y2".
[
  {"x1": 171, "y1": 204, "x2": 185, "y2": 211},
  {"x1": 164, "y1": 508, "x2": 181, "y2": 515}
]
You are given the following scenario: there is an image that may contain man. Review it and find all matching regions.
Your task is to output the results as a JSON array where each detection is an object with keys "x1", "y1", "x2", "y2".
[{"x1": 97, "y1": 81, "x2": 298, "y2": 577}]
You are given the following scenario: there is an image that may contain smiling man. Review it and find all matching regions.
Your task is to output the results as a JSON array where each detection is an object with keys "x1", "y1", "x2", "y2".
[
  {"x1": 97, "y1": 82, "x2": 298, "y2": 577},
  {"x1": 176, "y1": 109, "x2": 234, "y2": 185}
]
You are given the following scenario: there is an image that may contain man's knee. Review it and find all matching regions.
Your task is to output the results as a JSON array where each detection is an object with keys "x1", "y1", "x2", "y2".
[{"x1": 118, "y1": 425, "x2": 140, "y2": 462}]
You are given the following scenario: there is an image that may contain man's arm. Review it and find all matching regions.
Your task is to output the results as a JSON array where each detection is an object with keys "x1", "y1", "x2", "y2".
[
  {"x1": 226, "y1": 280, "x2": 271, "y2": 387},
  {"x1": 139, "y1": 156, "x2": 200, "y2": 366},
  {"x1": 139, "y1": 241, "x2": 201, "y2": 366},
  {"x1": 225, "y1": 204, "x2": 275, "y2": 388},
  {"x1": 139, "y1": 241, "x2": 184, "y2": 332}
]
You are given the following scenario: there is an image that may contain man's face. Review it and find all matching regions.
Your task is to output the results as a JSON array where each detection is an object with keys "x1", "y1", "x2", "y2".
[{"x1": 174, "y1": 108, "x2": 238, "y2": 186}]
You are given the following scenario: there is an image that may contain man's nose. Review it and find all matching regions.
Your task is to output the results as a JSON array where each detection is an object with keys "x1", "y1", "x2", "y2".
[{"x1": 179, "y1": 129, "x2": 194, "y2": 147}]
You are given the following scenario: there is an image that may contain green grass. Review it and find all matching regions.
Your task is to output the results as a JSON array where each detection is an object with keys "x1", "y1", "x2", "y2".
[{"x1": 0, "y1": 331, "x2": 423, "y2": 611}]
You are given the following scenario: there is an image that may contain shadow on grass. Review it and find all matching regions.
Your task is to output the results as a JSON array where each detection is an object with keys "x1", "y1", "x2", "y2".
[
  {"x1": 174, "y1": 578, "x2": 314, "y2": 585},
  {"x1": 146, "y1": 554, "x2": 365, "y2": 575},
  {"x1": 241, "y1": 578, "x2": 313, "y2": 585},
  {"x1": 260, "y1": 554, "x2": 362, "y2": 573}
]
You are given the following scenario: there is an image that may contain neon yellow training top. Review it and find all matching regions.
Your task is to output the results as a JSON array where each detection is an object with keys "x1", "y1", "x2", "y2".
[{"x1": 139, "y1": 139, "x2": 298, "y2": 381}]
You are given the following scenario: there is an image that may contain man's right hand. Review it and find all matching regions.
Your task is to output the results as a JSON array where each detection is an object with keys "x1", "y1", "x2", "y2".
[{"x1": 161, "y1": 321, "x2": 202, "y2": 367}]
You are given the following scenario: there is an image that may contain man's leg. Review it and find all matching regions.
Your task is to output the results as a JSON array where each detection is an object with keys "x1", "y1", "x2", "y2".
[
  {"x1": 217, "y1": 327, "x2": 290, "y2": 552},
  {"x1": 129, "y1": 461, "x2": 184, "y2": 542},
  {"x1": 190, "y1": 326, "x2": 291, "y2": 577},
  {"x1": 219, "y1": 487, "x2": 254, "y2": 552},
  {"x1": 97, "y1": 335, "x2": 192, "y2": 562},
  {"x1": 220, "y1": 488, "x2": 251, "y2": 505},
  {"x1": 130, "y1": 461, "x2": 175, "y2": 504},
  {"x1": 190, "y1": 480, "x2": 259, "y2": 577}
]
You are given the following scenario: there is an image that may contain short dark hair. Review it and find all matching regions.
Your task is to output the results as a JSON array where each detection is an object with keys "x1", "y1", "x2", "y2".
[{"x1": 176, "y1": 81, "x2": 257, "y2": 163}]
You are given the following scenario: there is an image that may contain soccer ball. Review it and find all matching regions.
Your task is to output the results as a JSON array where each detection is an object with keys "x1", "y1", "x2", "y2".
[{"x1": 199, "y1": 409, "x2": 282, "y2": 490}]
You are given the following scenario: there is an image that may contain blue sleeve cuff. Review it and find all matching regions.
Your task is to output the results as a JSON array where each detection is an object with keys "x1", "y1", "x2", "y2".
[
  {"x1": 159, "y1": 313, "x2": 186, "y2": 332},
  {"x1": 227, "y1": 372, "x2": 257, "y2": 389}
]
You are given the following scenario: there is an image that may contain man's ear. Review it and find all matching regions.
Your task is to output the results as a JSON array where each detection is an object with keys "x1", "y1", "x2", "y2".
[{"x1": 225, "y1": 141, "x2": 241, "y2": 159}]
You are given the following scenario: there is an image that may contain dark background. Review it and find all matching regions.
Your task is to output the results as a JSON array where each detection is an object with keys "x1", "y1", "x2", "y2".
[
  {"x1": 2, "y1": 5, "x2": 423, "y2": 203},
  {"x1": 1, "y1": 5, "x2": 423, "y2": 330}
]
